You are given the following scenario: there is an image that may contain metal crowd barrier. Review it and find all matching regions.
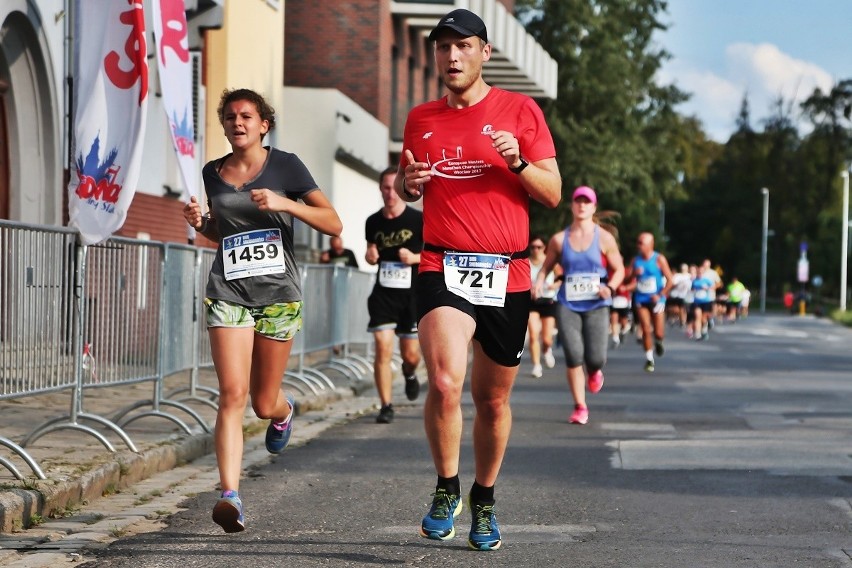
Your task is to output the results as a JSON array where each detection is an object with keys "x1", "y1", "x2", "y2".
[
  {"x1": 0, "y1": 221, "x2": 377, "y2": 480},
  {"x1": 330, "y1": 266, "x2": 376, "y2": 376},
  {"x1": 21, "y1": 237, "x2": 210, "y2": 455},
  {"x1": 106, "y1": 241, "x2": 211, "y2": 434},
  {"x1": 0, "y1": 221, "x2": 78, "y2": 479},
  {"x1": 164, "y1": 247, "x2": 218, "y2": 408}
]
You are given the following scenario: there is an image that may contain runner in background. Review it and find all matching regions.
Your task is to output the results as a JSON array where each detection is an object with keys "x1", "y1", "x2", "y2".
[
  {"x1": 625, "y1": 232, "x2": 673, "y2": 372},
  {"x1": 364, "y1": 167, "x2": 424, "y2": 424},
  {"x1": 725, "y1": 275, "x2": 746, "y2": 322},
  {"x1": 527, "y1": 235, "x2": 560, "y2": 378},
  {"x1": 535, "y1": 186, "x2": 624, "y2": 425},
  {"x1": 610, "y1": 282, "x2": 632, "y2": 348},
  {"x1": 668, "y1": 263, "x2": 692, "y2": 327},
  {"x1": 691, "y1": 263, "x2": 715, "y2": 340}
]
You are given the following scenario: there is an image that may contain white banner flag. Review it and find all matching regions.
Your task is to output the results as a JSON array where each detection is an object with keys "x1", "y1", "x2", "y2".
[
  {"x1": 68, "y1": 0, "x2": 149, "y2": 245},
  {"x1": 152, "y1": 0, "x2": 198, "y2": 202}
]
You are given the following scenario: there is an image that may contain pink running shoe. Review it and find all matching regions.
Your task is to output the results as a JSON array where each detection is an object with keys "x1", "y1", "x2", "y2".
[
  {"x1": 588, "y1": 369, "x2": 604, "y2": 394},
  {"x1": 569, "y1": 405, "x2": 589, "y2": 425}
]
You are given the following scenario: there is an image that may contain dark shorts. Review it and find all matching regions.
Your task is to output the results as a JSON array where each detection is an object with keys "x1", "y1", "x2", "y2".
[
  {"x1": 693, "y1": 301, "x2": 713, "y2": 314},
  {"x1": 636, "y1": 300, "x2": 663, "y2": 312},
  {"x1": 668, "y1": 297, "x2": 685, "y2": 308},
  {"x1": 417, "y1": 271, "x2": 531, "y2": 367},
  {"x1": 529, "y1": 298, "x2": 557, "y2": 319},
  {"x1": 367, "y1": 287, "x2": 418, "y2": 337}
]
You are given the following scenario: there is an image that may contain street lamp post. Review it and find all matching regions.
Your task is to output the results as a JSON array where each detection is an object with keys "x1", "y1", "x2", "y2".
[
  {"x1": 760, "y1": 187, "x2": 769, "y2": 313},
  {"x1": 841, "y1": 169, "x2": 849, "y2": 311}
]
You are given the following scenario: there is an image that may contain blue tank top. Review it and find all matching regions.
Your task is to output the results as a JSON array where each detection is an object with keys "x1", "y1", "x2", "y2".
[
  {"x1": 557, "y1": 225, "x2": 610, "y2": 312},
  {"x1": 632, "y1": 252, "x2": 663, "y2": 304}
]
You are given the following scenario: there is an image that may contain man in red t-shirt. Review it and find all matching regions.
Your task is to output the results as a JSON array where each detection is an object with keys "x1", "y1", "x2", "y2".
[{"x1": 395, "y1": 8, "x2": 562, "y2": 552}]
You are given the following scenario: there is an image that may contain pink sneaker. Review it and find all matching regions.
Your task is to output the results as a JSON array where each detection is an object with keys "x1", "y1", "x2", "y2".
[
  {"x1": 588, "y1": 370, "x2": 604, "y2": 394},
  {"x1": 568, "y1": 405, "x2": 589, "y2": 425}
]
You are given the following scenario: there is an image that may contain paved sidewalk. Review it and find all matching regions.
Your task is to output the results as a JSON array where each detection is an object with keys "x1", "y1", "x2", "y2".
[{"x1": 0, "y1": 368, "x2": 377, "y2": 536}]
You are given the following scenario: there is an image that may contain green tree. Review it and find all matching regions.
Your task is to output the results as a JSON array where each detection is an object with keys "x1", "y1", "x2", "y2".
[
  {"x1": 518, "y1": 0, "x2": 691, "y2": 251},
  {"x1": 798, "y1": 80, "x2": 852, "y2": 301},
  {"x1": 666, "y1": 84, "x2": 852, "y2": 302}
]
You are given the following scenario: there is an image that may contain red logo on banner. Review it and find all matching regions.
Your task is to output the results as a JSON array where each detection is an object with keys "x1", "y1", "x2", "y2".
[
  {"x1": 104, "y1": 1, "x2": 149, "y2": 105},
  {"x1": 158, "y1": 0, "x2": 190, "y2": 64}
]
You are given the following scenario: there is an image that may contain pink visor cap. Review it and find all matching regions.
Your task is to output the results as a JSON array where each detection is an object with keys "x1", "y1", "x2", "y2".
[{"x1": 572, "y1": 186, "x2": 597, "y2": 204}]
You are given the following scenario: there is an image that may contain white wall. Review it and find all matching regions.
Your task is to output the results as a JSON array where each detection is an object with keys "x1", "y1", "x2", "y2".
[
  {"x1": 281, "y1": 86, "x2": 389, "y2": 258},
  {"x1": 332, "y1": 161, "x2": 383, "y2": 272}
]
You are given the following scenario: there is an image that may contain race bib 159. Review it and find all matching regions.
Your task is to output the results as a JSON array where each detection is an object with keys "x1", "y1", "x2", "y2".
[{"x1": 563, "y1": 273, "x2": 601, "y2": 301}]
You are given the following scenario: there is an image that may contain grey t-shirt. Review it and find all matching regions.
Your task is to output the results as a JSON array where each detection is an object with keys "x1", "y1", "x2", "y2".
[{"x1": 203, "y1": 147, "x2": 318, "y2": 306}]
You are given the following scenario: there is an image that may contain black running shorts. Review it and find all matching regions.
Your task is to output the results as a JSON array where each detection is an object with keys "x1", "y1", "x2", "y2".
[
  {"x1": 416, "y1": 271, "x2": 531, "y2": 367},
  {"x1": 367, "y1": 288, "x2": 418, "y2": 337}
]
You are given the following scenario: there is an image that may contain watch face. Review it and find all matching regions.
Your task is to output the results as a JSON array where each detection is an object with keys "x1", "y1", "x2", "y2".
[{"x1": 511, "y1": 158, "x2": 528, "y2": 173}]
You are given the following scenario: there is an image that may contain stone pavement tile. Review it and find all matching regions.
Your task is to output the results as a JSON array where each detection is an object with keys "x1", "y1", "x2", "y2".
[
  {"x1": 0, "y1": 366, "x2": 371, "y2": 535},
  {"x1": 0, "y1": 383, "x2": 388, "y2": 567}
]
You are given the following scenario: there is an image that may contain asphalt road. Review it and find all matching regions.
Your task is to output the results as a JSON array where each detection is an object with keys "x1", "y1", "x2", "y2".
[{"x1": 80, "y1": 313, "x2": 852, "y2": 567}]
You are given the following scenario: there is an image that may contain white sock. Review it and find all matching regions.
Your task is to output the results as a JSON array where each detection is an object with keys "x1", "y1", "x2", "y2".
[{"x1": 645, "y1": 349, "x2": 654, "y2": 362}]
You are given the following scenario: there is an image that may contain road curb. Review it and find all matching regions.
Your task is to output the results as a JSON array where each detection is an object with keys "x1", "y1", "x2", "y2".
[{"x1": 0, "y1": 385, "x2": 364, "y2": 534}]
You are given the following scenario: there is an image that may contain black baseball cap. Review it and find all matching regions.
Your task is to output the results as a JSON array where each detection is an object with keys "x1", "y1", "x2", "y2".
[{"x1": 428, "y1": 9, "x2": 488, "y2": 43}]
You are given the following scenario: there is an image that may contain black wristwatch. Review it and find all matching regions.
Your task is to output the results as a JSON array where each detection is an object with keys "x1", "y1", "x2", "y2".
[{"x1": 509, "y1": 157, "x2": 529, "y2": 174}]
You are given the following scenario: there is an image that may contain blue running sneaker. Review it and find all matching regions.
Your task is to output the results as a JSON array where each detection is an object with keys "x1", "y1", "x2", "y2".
[
  {"x1": 419, "y1": 488, "x2": 462, "y2": 540},
  {"x1": 265, "y1": 394, "x2": 295, "y2": 454},
  {"x1": 468, "y1": 498, "x2": 501, "y2": 551},
  {"x1": 212, "y1": 490, "x2": 244, "y2": 533}
]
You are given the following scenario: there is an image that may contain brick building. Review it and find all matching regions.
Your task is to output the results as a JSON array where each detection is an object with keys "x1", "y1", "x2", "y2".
[
  {"x1": 280, "y1": 0, "x2": 557, "y2": 262},
  {"x1": 0, "y1": 0, "x2": 555, "y2": 263}
]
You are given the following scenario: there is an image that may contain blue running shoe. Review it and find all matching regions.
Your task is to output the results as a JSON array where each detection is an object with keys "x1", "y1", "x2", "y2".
[
  {"x1": 265, "y1": 394, "x2": 295, "y2": 454},
  {"x1": 468, "y1": 498, "x2": 501, "y2": 551},
  {"x1": 419, "y1": 488, "x2": 462, "y2": 540},
  {"x1": 212, "y1": 490, "x2": 244, "y2": 533}
]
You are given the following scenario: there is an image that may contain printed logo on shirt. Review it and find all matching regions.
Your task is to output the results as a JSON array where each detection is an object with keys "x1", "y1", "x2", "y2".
[
  {"x1": 372, "y1": 229, "x2": 415, "y2": 250},
  {"x1": 423, "y1": 132, "x2": 433, "y2": 139},
  {"x1": 426, "y1": 145, "x2": 492, "y2": 180},
  {"x1": 481, "y1": 124, "x2": 494, "y2": 135}
]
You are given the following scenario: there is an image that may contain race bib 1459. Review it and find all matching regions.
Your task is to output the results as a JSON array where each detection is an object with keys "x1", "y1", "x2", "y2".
[{"x1": 222, "y1": 229, "x2": 286, "y2": 281}]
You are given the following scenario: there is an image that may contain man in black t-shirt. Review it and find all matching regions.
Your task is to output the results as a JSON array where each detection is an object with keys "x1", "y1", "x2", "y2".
[
  {"x1": 320, "y1": 236, "x2": 359, "y2": 268},
  {"x1": 365, "y1": 167, "x2": 424, "y2": 423}
]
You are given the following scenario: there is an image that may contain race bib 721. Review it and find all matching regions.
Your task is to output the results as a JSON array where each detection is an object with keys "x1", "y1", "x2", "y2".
[{"x1": 443, "y1": 253, "x2": 510, "y2": 307}]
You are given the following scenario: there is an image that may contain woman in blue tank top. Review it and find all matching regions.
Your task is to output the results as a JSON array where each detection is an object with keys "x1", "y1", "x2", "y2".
[
  {"x1": 625, "y1": 232, "x2": 674, "y2": 373},
  {"x1": 533, "y1": 186, "x2": 624, "y2": 425}
]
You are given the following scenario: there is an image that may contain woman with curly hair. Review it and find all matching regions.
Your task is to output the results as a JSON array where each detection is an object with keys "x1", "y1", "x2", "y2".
[{"x1": 183, "y1": 88, "x2": 342, "y2": 532}]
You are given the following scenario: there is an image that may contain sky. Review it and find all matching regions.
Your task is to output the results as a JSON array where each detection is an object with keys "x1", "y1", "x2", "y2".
[{"x1": 655, "y1": 0, "x2": 852, "y2": 142}]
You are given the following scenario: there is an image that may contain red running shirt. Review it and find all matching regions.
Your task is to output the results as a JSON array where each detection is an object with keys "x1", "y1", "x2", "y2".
[{"x1": 400, "y1": 88, "x2": 556, "y2": 291}]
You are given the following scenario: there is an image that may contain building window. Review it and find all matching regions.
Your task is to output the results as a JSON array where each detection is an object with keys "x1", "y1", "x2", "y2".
[
  {"x1": 407, "y1": 56, "x2": 415, "y2": 118},
  {"x1": 423, "y1": 65, "x2": 431, "y2": 105},
  {"x1": 391, "y1": 45, "x2": 400, "y2": 139}
]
